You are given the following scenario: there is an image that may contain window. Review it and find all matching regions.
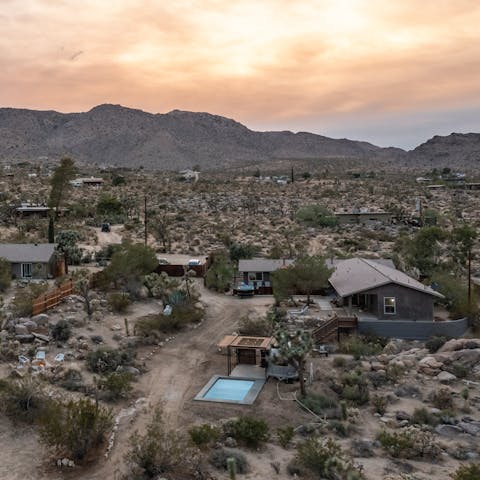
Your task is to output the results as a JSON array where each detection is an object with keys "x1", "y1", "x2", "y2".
[
  {"x1": 21, "y1": 263, "x2": 32, "y2": 278},
  {"x1": 384, "y1": 297, "x2": 396, "y2": 315},
  {"x1": 255, "y1": 272, "x2": 263, "y2": 281}
]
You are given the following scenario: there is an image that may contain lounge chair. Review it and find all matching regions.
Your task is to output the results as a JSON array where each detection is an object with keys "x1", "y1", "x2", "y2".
[{"x1": 287, "y1": 304, "x2": 309, "y2": 316}]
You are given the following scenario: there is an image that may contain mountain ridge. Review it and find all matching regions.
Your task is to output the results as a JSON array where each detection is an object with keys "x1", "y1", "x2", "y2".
[{"x1": 0, "y1": 104, "x2": 476, "y2": 169}]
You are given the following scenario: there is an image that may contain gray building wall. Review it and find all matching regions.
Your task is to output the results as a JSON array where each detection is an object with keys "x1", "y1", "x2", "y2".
[
  {"x1": 360, "y1": 283, "x2": 435, "y2": 321},
  {"x1": 11, "y1": 260, "x2": 53, "y2": 279},
  {"x1": 358, "y1": 317, "x2": 469, "y2": 340}
]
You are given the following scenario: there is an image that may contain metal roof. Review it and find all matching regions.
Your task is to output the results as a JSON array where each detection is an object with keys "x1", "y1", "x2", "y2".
[
  {"x1": 329, "y1": 258, "x2": 444, "y2": 299},
  {"x1": 0, "y1": 243, "x2": 56, "y2": 263},
  {"x1": 238, "y1": 258, "x2": 295, "y2": 272}
]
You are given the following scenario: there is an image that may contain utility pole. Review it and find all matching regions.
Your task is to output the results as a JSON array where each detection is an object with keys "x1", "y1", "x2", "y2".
[
  {"x1": 144, "y1": 195, "x2": 148, "y2": 246},
  {"x1": 468, "y1": 248, "x2": 472, "y2": 307}
]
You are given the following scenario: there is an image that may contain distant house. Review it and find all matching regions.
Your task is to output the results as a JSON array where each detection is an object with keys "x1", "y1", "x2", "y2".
[
  {"x1": 0, "y1": 243, "x2": 61, "y2": 279},
  {"x1": 237, "y1": 258, "x2": 294, "y2": 294},
  {"x1": 329, "y1": 258, "x2": 443, "y2": 321},
  {"x1": 334, "y1": 209, "x2": 393, "y2": 226},
  {"x1": 16, "y1": 203, "x2": 50, "y2": 218},
  {"x1": 70, "y1": 177, "x2": 104, "y2": 187}
]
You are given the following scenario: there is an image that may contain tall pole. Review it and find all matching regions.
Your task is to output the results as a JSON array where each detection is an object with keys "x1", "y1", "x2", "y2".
[
  {"x1": 144, "y1": 195, "x2": 147, "y2": 246},
  {"x1": 468, "y1": 249, "x2": 472, "y2": 307}
]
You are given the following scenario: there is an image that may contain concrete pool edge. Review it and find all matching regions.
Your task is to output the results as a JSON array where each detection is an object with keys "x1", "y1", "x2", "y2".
[{"x1": 194, "y1": 375, "x2": 266, "y2": 405}]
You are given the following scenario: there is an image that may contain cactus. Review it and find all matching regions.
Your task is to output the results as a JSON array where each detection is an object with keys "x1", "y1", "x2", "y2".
[{"x1": 227, "y1": 457, "x2": 237, "y2": 480}]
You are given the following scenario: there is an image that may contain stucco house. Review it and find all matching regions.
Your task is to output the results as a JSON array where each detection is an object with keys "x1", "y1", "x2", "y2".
[
  {"x1": 0, "y1": 243, "x2": 60, "y2": 279},
  {"x1": 329, "y1": 257, "x2": 444, "y2": 321}
]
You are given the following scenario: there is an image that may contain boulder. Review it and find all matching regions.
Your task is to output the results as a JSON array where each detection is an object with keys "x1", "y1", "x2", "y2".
[
  {"x1": 419, "y1": 356, "x2": 443, "y2": 369},
  {"x1": 451, "y1": 349, "x2": 480, "y2": 366},
  {"x1": 437, "y1": 371, "x2": 457, "y2": 384},
  {"x1": 458, "y1": 422, "x2": 480, "y2": 436},
  {"x1": 435, "y1": 424, "x2": 464, "y2": 437},
  {"x1": 438, "y1": 338, "x2": 480, "y2": 353},
  {"x1": 14, "y1": 324, "x2": 29, "y2": 335},
  {"x1": 31, "y1": 313, "x2": 50, "y2": 326}
]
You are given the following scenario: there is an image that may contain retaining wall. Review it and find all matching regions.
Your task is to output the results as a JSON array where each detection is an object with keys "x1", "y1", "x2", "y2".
[{"x1": 358, "y1": 317, "x2": 469, "y2": 340}]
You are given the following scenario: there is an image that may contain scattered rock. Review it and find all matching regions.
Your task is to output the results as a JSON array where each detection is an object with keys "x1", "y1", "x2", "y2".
[
  {"x1": 435, "y1": 424, "x2": 464, "y2": 437},
  {"x1": 437, "y1": 371, "x2": 457, "y2": 384}
]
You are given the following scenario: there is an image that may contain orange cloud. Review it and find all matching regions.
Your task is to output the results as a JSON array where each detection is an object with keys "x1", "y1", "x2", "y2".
[{"x1": 1, "y1": 0, "x2": 480, "y2": 134}]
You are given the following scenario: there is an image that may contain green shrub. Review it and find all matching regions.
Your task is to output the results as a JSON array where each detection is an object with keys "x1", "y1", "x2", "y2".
[
  {"x1": 377, "y1": 426, "x2": 440, "y2": 459},
  {"x1": 98, "y1": 371, "x2": 133, "y2": 401},
  {"x1": 40, "y1": 398, "x2": 113, "y2": 461},
  {"x1": 0, "y1": 377, "x2": 46, "y2": 423},
  {"x1": 86, "y1": 347, "x2": 135, "y2": 374},
  {"x1": 339, "y1": 335, "x2": 383, "y2": 360},
  {"x1": 277, "y1": 425, "x2": 295, "y2": 448},
  {"x1": 135, "y1": 305, "x2": 204, "y2": 338},
  {"x1": 124, "y1": 407, "x2": 193, "y2": 479},
  {"x1": 451, "y1": 463, "x2": 480, "y2": 480},
  {"x1": 189, "y1": 424, "x2": 220, "y2": 447},
  {"x1": 107, "y1": 291, "x2": 131, "y2": 313},
  {"x1": 426, "y1": 335, "x2": 448, "y2": 353},
  {"x1": 371, "y1": 394, "x2": 388, "y2": 415},
  {"x1": 225, "y1": 416, "x2": 269, "y2": 449},
  {"x1": 296, "y1": 204, "x2": 338, "y2": 228},
  {"x1": 432, "y1": 388, "x2": 454, "y2": 410},
  {"x1": 451, "y1": 362, "x2": 469, "y2": 379},
  {"x1": 210, "y1": 448, "x2": 248, "y2": 474},
  {"x1": 385, "y1": 363, "x2": 406, "y2": 383},
  {"x1": 300, "y1": 393, "x2": 338, "y2": 415},
  {"x1": 12, "y1": 283, "x2": 48, "y2": 316},
  {"x1": 340, "y1": 371, "x2": 370, "y2": 406},
  {"x1": 329, "y1": 420, "x2": 350, "y2": 438},
  {"x1": 333, "y1": 356, "x2": 347, "y2": 368},
  {"x1": 51, "y1": 319, "x2": 72, "y2": 342},
  {"x1": 238, "y1": 315, "x2": 274, "y2": 336},
  {"x1": 411, "y1": 407, "x2": 439, "y2": 427},
  {"x1": 294, "y1": 437, "x2": 363, "y2": 479}
]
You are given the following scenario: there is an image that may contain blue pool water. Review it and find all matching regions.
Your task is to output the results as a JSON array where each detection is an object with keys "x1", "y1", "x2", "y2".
[{"x1": 203, "y1": 378, "x2": 255, "y2": 401}]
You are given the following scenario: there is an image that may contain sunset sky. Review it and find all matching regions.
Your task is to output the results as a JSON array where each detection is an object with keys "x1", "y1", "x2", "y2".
[{"x1": 1, "y1": 0, "x2": 480, "y2": 148}]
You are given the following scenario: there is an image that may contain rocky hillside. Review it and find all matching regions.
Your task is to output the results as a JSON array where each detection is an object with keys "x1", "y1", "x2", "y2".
[
  {"x1": 0, "y1": 104, "x2": 403, "y2": 170},
  {"x1": 409, "y1": 132, "x2": 480, "y2": 168}
]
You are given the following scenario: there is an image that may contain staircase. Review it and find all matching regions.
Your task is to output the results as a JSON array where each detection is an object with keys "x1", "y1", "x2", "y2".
[{"x1": 312, "y1": 315, "x2": 358, "y2": 344}]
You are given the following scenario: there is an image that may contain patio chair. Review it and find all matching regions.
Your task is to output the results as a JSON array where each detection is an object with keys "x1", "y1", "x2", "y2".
[{"x1": 287, "y1": 304, "x2": 309, "y2": 316}]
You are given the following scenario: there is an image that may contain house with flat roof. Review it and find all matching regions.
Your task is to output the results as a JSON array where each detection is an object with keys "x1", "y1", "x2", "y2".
[
  {"x1": 237, "y1": 258, "x2": 294, "y2": 294},
  {"x1": 0, "y1": 243, "x2": 61, "y2": 279}
]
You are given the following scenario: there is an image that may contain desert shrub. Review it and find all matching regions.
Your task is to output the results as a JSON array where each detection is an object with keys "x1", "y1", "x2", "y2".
[
  {"x1": 107, "y1": 291, "x2": 131, "y2": 313},
  {"x1": 301, "y1": 393, "x2": 338, "y2": 415},
  {"x1": 40, "y1": 398, "x2": 113, "y2": 461},
  {"x1": 98, "y1": 372, "x2": 133, "y2": 401},
  {"x1": 189, "y1": 424, "x2": 220, "y2": 447},
  {"x1": 451, "y1": 362, "x2": 469, "y2": 379},
  {"x1": 167, "y1": 289, "x2": 189, "y2": 306},
  {"x1": 86, "y1": 347, "x2": 135, "y2": 374},
  {"x1": 451, "y1": 463, "x2": 480, "y2": 480},
  {"x1": 411, "y1": 407, "x2": 439, "y2": 427},
  {"x1": 371, "y1": 394, "x2": 388, "y2": 415},
  {"x1": 210, "y1": 448, "x2": 248, "y2": 474},
  {"x1": 238, "y1": 315, "x2": 274, "y2": 336},
  {"x1": 58, "y1": 368, "x2": 84, "y2": 392},
  {"x1": 0, "y1": 258, "x2": 11, "y2": 292},
  {"x1": 224, "y1": 416, "x2": 269, "y2": 449},
  {"x1": 294, "y1": 437, "x2": 364, "y2": 479},
  {"x1": 339, "y1": 335, "x2": 384, "y2": 360},
  {"x1": 333, "y1": 356, "x2": 347, "y2": 368},
  {"x1": 135, "y1": 305, "x2": 204, "y2": 338},
  {"x1": 368, "y1": 370, "x2": 388, "y2": 389},
  {"x1": 377, "y1": 426, "x2": 440, "y2": 459},
  {"x1": 329, "y1": 420, "x2": 350, "y2": 438},
  {"x1": 277, "y1": 425, "x2": 295, "y2": 448},
  {"x1": 0, "y1": 377, "x2": 46, "y2": 423},
  {"x1": 50, "y1": 319, "x2": 72, "y2": 342},
  {"x1": 11, "y1": 283, "x2": 48, "y2": 316},
  {"x1": 340, "y1": 371, "x2": 370, "y2": 406},
  {"x1": 426, "y1": 335, "x2": 448, "y2": 353},
  {"x1": 385, "y1": 363, "x2": 406, "y2": 383},
  {"x1": 432, "y1": 388, "x2": 454, "y2": 410},
  {"x1": 296, "y1": 204, "x2": 338, "y2": 228},
  {"x1": 124, "y1": 407, "x2": 194, "y2": 479}
]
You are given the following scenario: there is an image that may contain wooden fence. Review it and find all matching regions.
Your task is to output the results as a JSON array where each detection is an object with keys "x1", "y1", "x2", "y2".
[{"x1": 32, "y1": 279, "x2": 75, "y2": 316}]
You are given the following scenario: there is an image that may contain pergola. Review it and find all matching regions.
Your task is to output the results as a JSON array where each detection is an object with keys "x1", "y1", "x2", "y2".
[{"x1": 217, "y1": 335, "x2": 273, "y2": 375}]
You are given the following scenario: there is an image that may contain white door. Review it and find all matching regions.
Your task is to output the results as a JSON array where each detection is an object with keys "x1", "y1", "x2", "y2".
[{"x1": 21, "y1": 263, "x2": 32, "y2": 278}]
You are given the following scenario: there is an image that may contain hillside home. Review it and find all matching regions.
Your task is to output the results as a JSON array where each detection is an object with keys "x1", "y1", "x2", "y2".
[
  {"x1": 329, "y1": 258, "x2": 443, "y2": 321},
  {"x1": 334, "y1": 209, "x2": 393, "y2": 226},
  {"x1": 237, "y1": 258, "x2": 294, "y2": 294},
  {"x1": 0, "y1": 243, "x2": 61, "y2": 279}
]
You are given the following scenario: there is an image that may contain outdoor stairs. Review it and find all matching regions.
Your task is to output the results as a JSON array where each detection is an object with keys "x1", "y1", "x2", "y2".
[{"x1": 312, "y1": 315, "x2": 358, "y2": 344}]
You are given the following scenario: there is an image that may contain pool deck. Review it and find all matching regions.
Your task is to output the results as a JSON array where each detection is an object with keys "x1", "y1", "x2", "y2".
[
  {"x1": 194, "y1": 375, "x2": 266, "y2": 405},
  {"x1": 230, "y1": 364, "x2": 266, "y2": 379}
]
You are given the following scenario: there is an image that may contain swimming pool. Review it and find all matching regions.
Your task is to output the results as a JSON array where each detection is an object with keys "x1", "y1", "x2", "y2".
[{"x1": 194, "y1": 376, "x2": 265, "y2": 405}]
